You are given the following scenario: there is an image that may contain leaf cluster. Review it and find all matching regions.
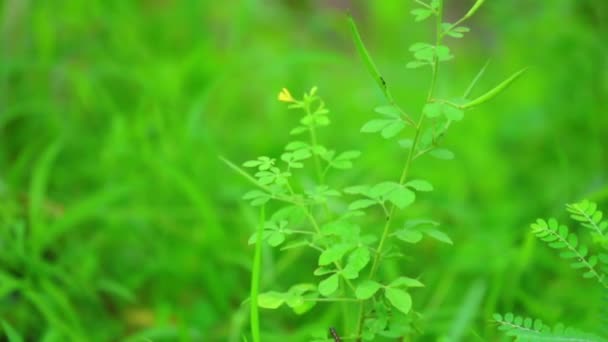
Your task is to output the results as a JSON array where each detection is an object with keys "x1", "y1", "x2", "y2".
[
  {"x1": 495, "y1": 199, "x2": 608, "y2": 341},
  {"x1": 493, "y1": 313, "x2": 607, "y2": 342},
  {"x1": 229, "y1": 0, "x2": 528, "y2": 340}
]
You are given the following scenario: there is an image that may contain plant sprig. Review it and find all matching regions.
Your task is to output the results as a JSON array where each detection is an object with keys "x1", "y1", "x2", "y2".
[
  {"x1": 224, "y1": 1, "x2": 527, "y2": 340},
  {"x1": 495, "y1": 199, "x2": 608, "y2": 341}
]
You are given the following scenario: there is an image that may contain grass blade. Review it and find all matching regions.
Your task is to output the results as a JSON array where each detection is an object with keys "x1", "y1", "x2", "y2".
[{"x1": 250, "y1": 205, "x2": 265, "y2": 342}]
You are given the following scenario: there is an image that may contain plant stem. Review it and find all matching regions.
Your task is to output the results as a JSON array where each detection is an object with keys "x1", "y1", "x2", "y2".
[
  {"x1": 356, "y1": 2, "x2": 444, "y2": 339},
  {"x1": 306, "y1": 104, "x2": 325, "y2": 185},
  {"x1": 250, "y1": 205, "x2": 265, "y2": 342},
  {"x1": 305, "y1": 102, "x2": 334, "y2": 219}
]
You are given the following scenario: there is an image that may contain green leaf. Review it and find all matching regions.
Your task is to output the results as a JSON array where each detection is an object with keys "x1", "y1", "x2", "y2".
[
  {"x1": 285, "y1": 141, "x2": 309, "y2": 151},
  {"x1": 291, "y1": 299, "x2": 316, "y2": 315},
  {"x1": 267, "y1": 232, "x2": 286, "y2": 247},
  {"x1": 424, "y1": 102, "x2": 463, "y2": 121},
  {"x1": 348, "y1": 199, "x2": 377, "y2": 211},
  {"x1": 318, "y1": 273, "x2": 339, "y2": 296},
  {"x1": 429, "y1": 149, "x2": 454, "y2": 160},
  {"x1": 381, "y1": 121, "x2": 406, "y2": 139},
  {"x1": 389, "y1": 277, "x2": 424, "y2": 288},
  {"x1": 374, "y1": 105, "x2": 401, "y2": 118},
  {"x1": 343, "y1": 247, "x2": 371, "y2": 279},
  {"x1": 443, "y1": 105, "x2": 464, "y2": 121},
  {"x1": 336, "y1": 150, "x2": 361, "y2": 160},
  {"x1": 369, "y1": 182, "x2": 400, "y2": 198},
  {"x1": 344, "y1": 185, "x2": 370, "y2": 195},
  {"x1": 313, "y1": 267, "x2": 336, "y2": 276},
  {"x1": 318, "y1": 243, "x2": 352, "y2": 266},
  {"x1": 361, "y1": 119, "x2": 393, "y2": 133},
  {"x1": 356, "y1": 280, "x2": 382, "y2": 299},
  {"x1": 404, "y1": 219, "x2": 439, "y2": 229},
  {"x1": 411, "y1": 8, "x2": 433, "y2": 22},
  {"x1": 393, "y1": 229, "x2": 423, "y2": 243},
  {"x1": 258, "y1": 292, "x2": 285, "y2": 309},
  {"x1": 435, "y1": 45, "x2": 453, "y2": 61},
  {"x1": 410, "y1": 42, "x2": 435, "y2": 63},
  {"x1": 406, "y1": 179, "x2": 433, "y2": 192},
  {"x1": 290, "y1": 126, "x2": 307, "y2": 135},
  {"x1": 386, "y1": 187, "x2": 415, "y2": 209},
  {"x1": 423, "y1": 229, "x2": 453, "y2": 244},
  {"x1": 406, "y1": 61, "x2": 429, "y2": 69},
  {"x1": 423, "y1": 102, "x2": 443, "y2": 118},
  {"x1": 384, "y1": 288, "x2": 412, "y2": 314},
  {"x1": 243, "y1": 160, "x2": 262, "y2": 168}
]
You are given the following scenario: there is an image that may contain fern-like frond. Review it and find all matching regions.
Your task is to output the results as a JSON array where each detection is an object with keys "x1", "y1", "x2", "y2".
[
  {"x1": 566, "y1": 200, "x2": 607, "y2": 242},
  {"x1": 531, "y1": 218, "x2": 608, "y2": 288},
  {"x1": 493, "y1": 313, "x2": 608, "y2": 342}
]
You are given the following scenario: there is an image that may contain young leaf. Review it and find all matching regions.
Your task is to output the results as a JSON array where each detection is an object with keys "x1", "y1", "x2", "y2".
[
  {"x1": 384, "y1": 288, "x2": 412, "y2": 314},
  {"x1": 267, "y1": 232, "x2": 286, "y2": 247},
  {"x1": 389, "y1": 277, "x2": 424, "y2": 288},
  {"x1": 318, "y1": 244, "x2": 353, "y2": 266},
  {"x1": 406, "y1": 179, "x2": 433, "y2": 192},
  {"x1": 393, "y1": 229, "x2": 424, "y2": 243},
  {"x1": 386, "y1": 187, "x2": 415, "y2": 209},
  {"x1": 443, "y1": 105, "x2": 464, "y2": 121},
  {"x1": 356, "y1": 280, "x2": 382, "y2": 299},
  {"x1": 423, "y1": 228, "x2": 453, "y2": 244},
  {"x1": 318, "y1": 273, "x2": 339, "y2": 296},
  {"x1": 423, "y1": 102, "x2": 443, "y2": 118},
  {"x1": 361, "y1": 119, "x2": 393, "y2": 133},
  {"x1": 406, "y1": 61, "x2": 429, "y2": 69},
  {"x1": 435, "y1": 45, "x2": 453, "y2": 61},
  {"x1": 374, "y1": 105, "x2": 401, "y2": 118},
  {"x1": 258, "y1": 292, "x2": 285, "y2": 309},
  {"x1": 348, "y1": 199, "x2": 378, "y2": 211},
  {"x1": 381, "y1": 120, "x2": 406, "y2": 139},
  {"x1": 343, "y1": 247, "x2": 371, "y2": 278},
  {"x1": 411, "y1": 8, "x2": 433, "y2": 22},
  {"x1": 429, "y1": 148, "x2": 455, "y2": 160},
  {"x1": 369, "y1": 182, "x2": 400, "y2": 198}
]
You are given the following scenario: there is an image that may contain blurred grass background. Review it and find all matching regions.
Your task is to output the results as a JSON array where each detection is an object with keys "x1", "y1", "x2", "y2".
[{"x1": 0, "y1": 0, "x2": 607, "y2": 341}]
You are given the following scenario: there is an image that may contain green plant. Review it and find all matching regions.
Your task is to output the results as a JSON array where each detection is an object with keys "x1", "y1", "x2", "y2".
[
  {"x1": 224, "y1": 0, "x2": 526, "y2": 340},
  {"x1": 494, "y1": 199, "x2": 608, "y2": 341}
]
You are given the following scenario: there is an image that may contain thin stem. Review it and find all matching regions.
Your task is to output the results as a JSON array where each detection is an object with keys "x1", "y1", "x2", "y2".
[
  {"x1": 305, "y1": 104, "x2": 325, "y2": 185},
  {"x1": 220, "y1": 156, "x2": 308, "y2": 206},
  {"x1": 356, "y1": 3, "x2": 444, "y2": 340},
  {"x1": 250, "y1": 205, "x2": 265, "y2": 342},
  {"x1": 305, "y1": 101, "x2": 333, "y2": 218},
  {"x1": 302, "y1": 210, "x2": 357, "y2": 293}
]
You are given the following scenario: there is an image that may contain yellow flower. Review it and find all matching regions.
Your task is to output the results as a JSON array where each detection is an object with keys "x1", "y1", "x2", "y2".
[{"x1": 278, "y1": 88, "x2": 295, "y2": 103}]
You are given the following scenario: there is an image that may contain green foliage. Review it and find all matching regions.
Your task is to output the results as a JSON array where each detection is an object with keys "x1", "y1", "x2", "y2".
[
  {"x1": 496, "y1": 199, "x2": 608, "y2": 341},
  {"x1": 493, "y1": 313, "x2": 607, "y2": 342},
  {"x1": 226, "y1": 1, "x2": 527, "y2": 340},
  {"x1": 2, "y1": 0, "x2": 603, "y2": 340},
  {"x1": 531, "y1": 218, "x2": 606, "y2": 286}
]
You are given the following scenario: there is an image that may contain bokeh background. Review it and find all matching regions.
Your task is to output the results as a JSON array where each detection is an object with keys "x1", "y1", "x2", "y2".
[{"x1": 1, "y1": 0, "x2": 607, "y2": 341}]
